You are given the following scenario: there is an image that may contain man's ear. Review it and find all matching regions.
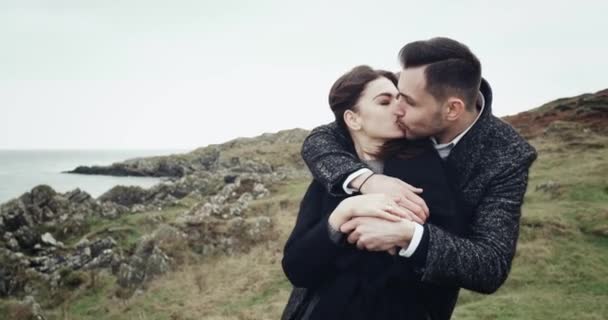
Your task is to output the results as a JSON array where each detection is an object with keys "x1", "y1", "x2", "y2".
[
  {"x1": 444, "y1": 97, "x2": 466, "y2": 121},
  {"x1": 344, "y1": 110, "x2": 361, "y2": 131}
]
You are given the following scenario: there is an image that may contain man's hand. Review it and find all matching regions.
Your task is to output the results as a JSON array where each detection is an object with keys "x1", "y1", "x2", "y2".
[
  {"x1": 351, "y1": 173, "x2": 429, "y2": 223},
  {"x1": 329, "y1": 194, "x2": 413, "y2": 230},
  {"x1": 340, "y1": 217, "x2": 415, "y2": 252}
]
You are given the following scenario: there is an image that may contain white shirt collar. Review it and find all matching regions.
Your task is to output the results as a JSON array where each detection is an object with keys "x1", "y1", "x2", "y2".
[{"x1": 431, "y1": 91, "x2": 485, "y2": 149}]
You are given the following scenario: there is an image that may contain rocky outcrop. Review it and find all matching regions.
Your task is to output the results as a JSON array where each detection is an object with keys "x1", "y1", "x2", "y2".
[
  {"x1": 64, "y1": 128, "x2": 309, "y2": 178},
  {"x1": 0, "y1": 186, "x2": 109, "y2": 253},
  {"x1": 175, "y1": 175, "x2": 274, "y2": 255},
  {"x1": 504, "y1": 88, "x2": 608, "y2": 139},
  {"x1": 67, "y1": 154, "x2": 199, "y2": 178},
  {"x1": 97, "y1": 171, "x2": 226, "y2": 211}
]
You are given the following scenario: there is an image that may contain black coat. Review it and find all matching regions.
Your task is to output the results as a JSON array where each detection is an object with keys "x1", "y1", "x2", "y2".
[{"x1": 282, "y1": 146, "x2": 468, "y2": 320}]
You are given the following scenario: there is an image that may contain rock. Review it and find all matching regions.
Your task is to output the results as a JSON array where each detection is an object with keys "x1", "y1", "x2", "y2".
[
  {"x1": 27, "y1": 237, "x2": 117, "y2": 274},
  {"x1": 13, "y1": 226, "x2": 39, "y2": 251},
  {"x1": 99, "y1": 185, "x2": 151, "y2": 207},
  {"x1": 116, "y1": 261, "x2": 145, "y2": 289},
  {"x1": 22, "y1": 185, "x2": 57, "y2": 208},
  {"x1": 6, "y1": 236, "x2": 20, "y2": 251},
  {"x1": 0, "y1": 249, "x2": 30, "y2": 296},
  {"x1": 29, "y1": 256, "x2": 64, "y2": 274},
  {"x1": 40, "y1": 232, "x2": 63, "y2": 248},
  {"x1": 115, "y1": 235, "x2": 172, "y2": 289},
  {"x1": 1, "y1": 199, "x2": 32, "y2": 231},
  {"x1": 83, "y1": 249, "x2": 118, "y2": 270},
  {"x1": 252, "y1": 183, "x2": 270, "y2": 199},
  {"x1": 87, "y1": 237, "x2": 117, "y2": 257},
  {"x1": 100, "y1": 201, "x2": 129, "y2": 218},
  {"x1": 238, "y1": 192, "x2": 253, "y2": 203},
  {"x1": 65, "y1": 153, "x2": 201, "y2": 178},
  {"x1": 130, "y1": 204, "x2": 147, "y2": 213},
  {"x1": 1, "y1": 185, "x2": 107, "y2": 254},
  {"x1": 231, "y1": 159, "x2": 273, "y2": 173},
  {"x1": 224, "y1": 174, "x2": 238, "y2": 184},
  {"x1": 65, "y1": 188, "x2": 92, "y2": 203},
  {"x1": 55, "y1": 213, "x2": 89, "y2": 240},
  {"x1": 75, "y1": 237, "x2": 90, "y2": 248},
  {"x1": 145, "y1": 246, "x2": 170, "y2": 275}
]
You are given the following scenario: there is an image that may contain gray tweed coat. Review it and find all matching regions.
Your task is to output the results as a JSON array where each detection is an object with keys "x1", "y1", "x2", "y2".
[{"x1": 284, "y1": 79, "x2": 537, "y2": 319}]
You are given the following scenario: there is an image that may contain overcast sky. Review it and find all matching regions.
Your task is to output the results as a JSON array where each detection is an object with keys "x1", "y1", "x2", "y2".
[{"x1": 1, "y1": 0, "x2": 606, "y2": 149}]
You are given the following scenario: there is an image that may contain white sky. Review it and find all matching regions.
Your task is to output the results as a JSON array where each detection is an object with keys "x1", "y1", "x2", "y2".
[{"x1": 1, "y1": 0, "x2": 606, "y2": 149}]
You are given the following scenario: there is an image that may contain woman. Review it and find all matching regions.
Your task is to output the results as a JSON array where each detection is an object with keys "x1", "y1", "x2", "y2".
[{"x1": 281, "y1": 66, "x2": 461, "y2": 319}]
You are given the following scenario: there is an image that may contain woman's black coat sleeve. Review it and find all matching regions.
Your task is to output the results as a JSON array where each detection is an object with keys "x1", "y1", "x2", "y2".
[{"x1": 282, "y1": 181, "x2": 350, "y2": 288}]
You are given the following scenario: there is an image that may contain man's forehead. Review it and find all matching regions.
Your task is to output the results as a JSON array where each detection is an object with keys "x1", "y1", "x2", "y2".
[{"x1": 398, "y1": 67, "x2": 427, "y2": 95}]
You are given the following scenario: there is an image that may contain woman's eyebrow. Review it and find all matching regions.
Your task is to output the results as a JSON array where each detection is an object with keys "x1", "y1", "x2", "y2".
[{"x1": 373, "y1": 92, "x2": 394, "y2": 99}]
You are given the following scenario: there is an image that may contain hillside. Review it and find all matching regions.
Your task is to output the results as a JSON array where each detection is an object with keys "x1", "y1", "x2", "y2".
[{"x1": 1, "y1": 89, "x2": 607, "y2": 320}]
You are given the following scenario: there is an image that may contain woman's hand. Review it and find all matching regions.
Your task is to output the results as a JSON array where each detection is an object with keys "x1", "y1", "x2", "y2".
[
  {"x1": 356, "y1": 174, "x2": 429, "y2": 222},
  {"x1": 328, "y1": 194, "x2": 411, "y2": 230}
]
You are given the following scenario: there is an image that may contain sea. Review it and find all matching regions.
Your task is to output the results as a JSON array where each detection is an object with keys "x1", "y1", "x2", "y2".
[{"x1": 0, "y1": 149, "x2": 187, "y2": 205}]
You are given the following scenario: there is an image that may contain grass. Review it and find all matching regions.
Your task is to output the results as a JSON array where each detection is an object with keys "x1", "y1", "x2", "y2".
[{"x1": 5, "y1": 131, "x2": 607, "y2": 319}]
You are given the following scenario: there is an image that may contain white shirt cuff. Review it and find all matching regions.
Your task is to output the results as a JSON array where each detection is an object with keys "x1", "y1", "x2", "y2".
[
  {"x1": 398, "y1": 222, "x2": 424, "y2": 258},
  {"x1": 342, "y1": 168, "x2": 373, "y2": 195}
]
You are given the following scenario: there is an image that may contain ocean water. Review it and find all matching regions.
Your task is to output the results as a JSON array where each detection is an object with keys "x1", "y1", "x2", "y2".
[{"x1": 0, "y1": 149, "x2": 186, "y2": 205}]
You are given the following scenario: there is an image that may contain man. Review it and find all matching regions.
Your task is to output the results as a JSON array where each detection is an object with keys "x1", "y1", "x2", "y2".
[{"x1": 299, "y1": 37, "x2": 537, "y2": 317}]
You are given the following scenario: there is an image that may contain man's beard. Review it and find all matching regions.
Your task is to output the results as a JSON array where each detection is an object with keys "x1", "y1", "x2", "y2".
[{"x1": 397, "y1": 117, "x2": 442, "y2": 141}]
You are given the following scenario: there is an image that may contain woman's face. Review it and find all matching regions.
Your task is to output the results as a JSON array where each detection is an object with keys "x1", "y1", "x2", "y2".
[{"x1": 348, "y1": 77, "x2": 405, "y2": 140}]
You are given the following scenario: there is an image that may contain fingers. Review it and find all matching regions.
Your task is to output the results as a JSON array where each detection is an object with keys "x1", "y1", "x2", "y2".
[
  {"x1": 347, "y1": 230, "x2": 360, "y2": 244},
  {"x1": 356, "y1": 239, "x2": 365, "y2": 250},
  {"x1": 356, "y1": 240, "x2": 393, "y2": 252},
  {"x1": 407, "y1": 212, "x2": 425, "y2": 224},
  {"x1": 382, "y1": 206, "x2": 408, "y2": 221},
  {"x1": 399, "y1": 190, "x2": 430, "y2": 218},
  {"x1": 396, "y1": 197, "x2": 427, "y2": 223},
  {"x1": 388, "y1": 247, "x2": 397, "y2": 255},
  {"x1": 402, "y1": 181, "x2": 423, "y2": 194},
  {"x1": 384, "y1": 198, "x2": 410, "y2": 218},
  {"x1": 340, "y1": 219, "x2": 359, "y2": 233}
]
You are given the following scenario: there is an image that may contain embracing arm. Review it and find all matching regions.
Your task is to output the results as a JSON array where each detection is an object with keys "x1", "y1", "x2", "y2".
[
  {"x1": 409, "y1": 153, "x2": 536, "y2": 293},
  {"x1": 301, "y1": 123, "x2": 429, "y2": 219},
  {"x1": 301, "y1": 122, "x2": 368, "y2": 196}
]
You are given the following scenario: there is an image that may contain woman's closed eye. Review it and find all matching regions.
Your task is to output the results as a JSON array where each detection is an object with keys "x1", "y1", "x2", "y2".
[
  {"x1": 378, "y1": 98, "x2": 391, "y2": 106},
  {"x1": 375, "y1": 93, "x2": 395, "y2": 106}
]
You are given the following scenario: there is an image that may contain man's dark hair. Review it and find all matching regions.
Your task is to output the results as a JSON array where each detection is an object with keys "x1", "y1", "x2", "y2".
[{"x1": 398, "y1": 37, "x2": 481, "y2": 110}]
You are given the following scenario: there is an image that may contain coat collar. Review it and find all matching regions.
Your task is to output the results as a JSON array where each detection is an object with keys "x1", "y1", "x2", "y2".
[{"x1": 444, "y1": 78, "x2": 494, "y2": 189}]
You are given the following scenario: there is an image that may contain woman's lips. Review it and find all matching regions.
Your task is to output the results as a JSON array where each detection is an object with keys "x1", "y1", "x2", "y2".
[{"x1": 396, "y1": 120, "x2": 408, "y2": 132}]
